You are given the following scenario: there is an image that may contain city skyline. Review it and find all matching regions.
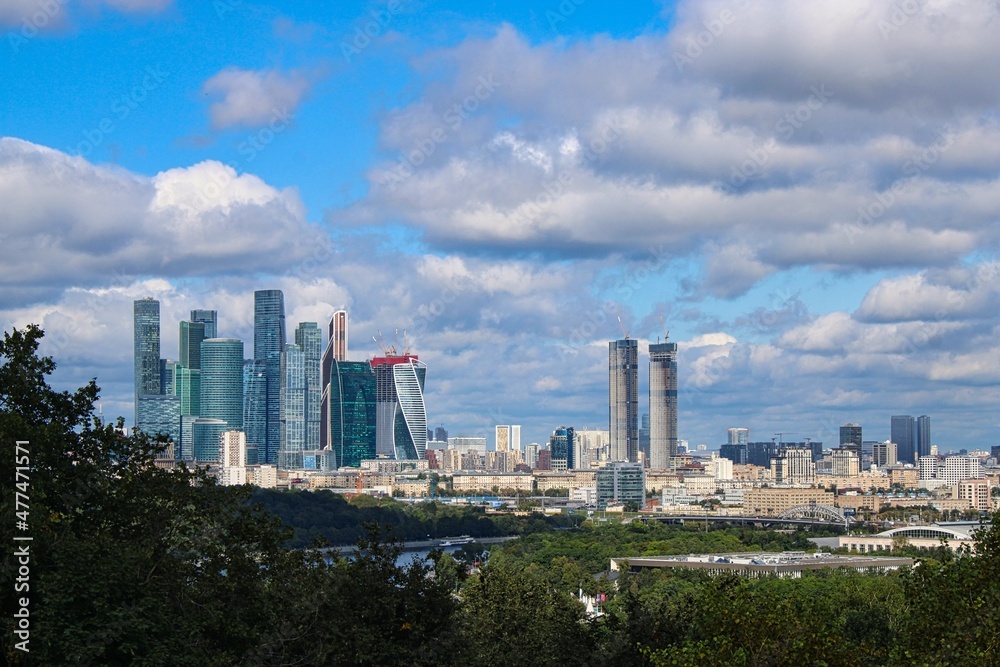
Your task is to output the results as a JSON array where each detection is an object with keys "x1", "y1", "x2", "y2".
[{"x1": 3, "y1": 1, "x2": 997, "y2": 451}]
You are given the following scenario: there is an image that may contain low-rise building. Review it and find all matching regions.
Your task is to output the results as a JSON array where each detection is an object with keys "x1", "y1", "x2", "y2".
[{"x1": 743, "y1": 488, "x2": 835, "y2": 516}]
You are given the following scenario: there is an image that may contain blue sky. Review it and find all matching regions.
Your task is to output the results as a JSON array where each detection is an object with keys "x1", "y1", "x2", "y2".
[{"x1": 2, "y1": 0, "x2": 998, "y2": 452}]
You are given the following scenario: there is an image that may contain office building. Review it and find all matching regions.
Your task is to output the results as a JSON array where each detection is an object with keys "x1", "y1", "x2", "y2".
[
  {"x1": 199, "y1": 338, "x2": 244, "y2": 430},
  {"x1": 321, "y1": 360, "x2": 377, "y2": 468},
  {"x1": 295, "y1": 322, "x2": 323, "y2": 451},
  {"x1": 747, "y1": 441, "x2": 779, "y2": 468},
  {"x1": 278, "y1": 344, "x2": 306, "y2": 469},
  {"x1": 434, "y1": 425, "x2": 448, "y2": 442},
  {"x1": 720, "y1": 443, "x2": 748, "y2": 465},
  {"x1": 727, "y1": 428, "x2": 749, "y2": 446},
  {"x1": 179, "y1": 320, "x2": 206, "y2": 370},
  {"x1": 496, "y1": 425, "x2": 521, "y2": 453},
  {"x1": 891, "y1": 415, "x2": 915, "y2": 465},
  {"x1": 190, "y1": 417, "x2": 229, "y2": 463},
  {"x1": 254, "y1": 290, "x2": 286, "y2": 464},
  {"x1": 159, "y1": 359, "x2": 175, "y2": 396},
  {"x1": 648, "y1": 340, "x2": 678, "y2": 469},
  {"x1": 136, "y1": 394, "x2": 181, "y2": 450},
  {"x1": 941, "y1": 456, "x2": 982, "y2": 486},
  {"x1": 549, "y1": 426, "x2": 574, "y2": 471},
  {"x1": 916, "y1": 415, "x2": 931, "y2": 459},
  {"x1": 772, "y1": 447, "x2": 815, "y2": 484},
  {"x1": 242, "y1": 359, "x2": 267, "y2": 464},
  {"x1": 190, "y1": 309, "x2": 217, "y2": 339},
  {"x1": 174, "y1": 365, "x2": 201, "y2": 416},
  {"x1": 219, "y1": 430, "x2": 247, "y2": 486},
  {"x1": 596, "y1": 462, "x2": 645, "y2": 509},
  {"x1": 609, "y1": 338, "x2": 639, "y2": 462},
  {"x1": 829, "y1": 449, "x2": 860, "y2": 477},
  {"x1": 839, "y1": 423, "x2": 863, "y2": 457},
  {"x1": 373, "y1": 355, "x2": 427, "y2": 460},
  {"x1": 638, "y1": 414, "x2": 650, "y2": 464},
  {"x1": 133, "y1": 297, "x2": 161, "y2": 407},
  {"x1": 329, "y1": 309, "x2": 348, "y2": 362},
  {"x1": 872, "y1": 441, "x2": 897, "y2": 467}
]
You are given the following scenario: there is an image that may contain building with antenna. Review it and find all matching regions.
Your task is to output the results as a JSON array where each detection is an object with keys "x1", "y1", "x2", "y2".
[
  {"x1": 649, "y1": 338, "x2": 678, "y2": 469},
  {"x1": 609, "y1": 336, "x2": 639, "y2": 463}
]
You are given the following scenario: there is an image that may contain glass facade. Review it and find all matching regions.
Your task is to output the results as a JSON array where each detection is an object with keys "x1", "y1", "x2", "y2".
[
  {"x1": 136, "y1": 394, "x2": 181, "y2": 451},
  {"x1": 242, "y1": 359, "x2": 267, "y2": 465},
  {"x1": 179, "y1": 320, "x2": 206, "y2": 369},
  {"x1": 549, "y1": 426, "x2": 574, "y2": 471},
  {"x1": 254, "y1": 290, "x2": 285, "y2": 465},
  {"x1": 295, "y1": 322, "x2": 323, "y2": 451},
  {"x1": 891, "y1": 415, "x2": 915, "y2": 465},
  {"x1": 200, "y1": 338, "x2": 244, "y2": 430},
  {"x1": 190, "y1": 309, "x2": 217, "y2": 339},
  {"x1": 326, "y1": 360, "x2": 377, "y2": 468},
  {"x1": 174, "y1": 365, "x2": 201, "y2": 416},
  {"x1": 133, "y1": 298, "x2": 161, "y2": 408},
  {"x1": 596, "y1": 462, "x2": 645, "y2": 509},
  {"x1": 279, "y1": 344, "x2": 306, "y2": 469}
]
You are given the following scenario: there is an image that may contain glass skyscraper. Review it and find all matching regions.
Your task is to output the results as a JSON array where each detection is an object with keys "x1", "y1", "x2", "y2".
[
  {"x1": 648, "y1": 341, "x2": 678, "y2": 469},
  {"x1": 190, "y1": 309, "x2": 217, "y2": 339},
  {"x1": 200, "y1": 338, "x2": 244, "y2": 431},
  {"x1": 549, "y1": 426, "x2": 574, "y2": 471},
  {"x1": 254, "y1": 290, "x2": 285, "y2": 464},
  {"x1": 840, "y1": 423, "x2": 863, "y2": 457},
  {"x1": 295, "y1": 322, "x2": 323, "y2": 451},
  {"x1": 323, "y1": 360, "x2": 377, "y2": 468},
  {"x1": 133, "y1": 298, "x2": 161, "y2": 409},
  {"x1": 891, "y1": 415, "x2": 915, "y2": 465},
  {"x1": 242, "y1": 359, "x2": 267, "y2": 465},
  {"x1": 278, "y1": 343, "x2": 306, "y2": 469},
  {"x1": 179, "y1": 320, "x2": 206, "y2": 369},
  {"x1": 373, "y1": 355, "x2": 427, "y2": 461},
  {"x1": 609, "y1": 338, "x2": 638, "y2": 463},
  {"x1": 136, "y1": 394, "x2": 181, "y2": 451},
  {"x1": 916, "y1": 415, "x2": 931, "y2": 458}
]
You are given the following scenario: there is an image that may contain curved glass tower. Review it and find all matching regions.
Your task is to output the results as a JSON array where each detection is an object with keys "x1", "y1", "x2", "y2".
[
  {"x1": 200, "y1": 338, "x2": 244, "y2": 430},
  {"x1": 373, "y1": 356, "x2": 427, "y2": 461}
]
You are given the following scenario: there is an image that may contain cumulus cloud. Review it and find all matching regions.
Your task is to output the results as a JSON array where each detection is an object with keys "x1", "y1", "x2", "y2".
[
  {"x1": 202, "y1": 68, "x2": 310, "y2": 130},
  {"x1": 1, "y1": 0, "x2": 172, "y2": 30},
  {"x1": 0, "y1": 138, "x2": 327, "y2": 307}
]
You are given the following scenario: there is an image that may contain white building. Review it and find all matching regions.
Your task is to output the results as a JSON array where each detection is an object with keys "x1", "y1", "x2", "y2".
[
  {"x1": 941, "y1": 455, "x2": 982, "y2": 486},
  {"x1": 219, "y1": 430, "x2": 247, "y2": 486}
]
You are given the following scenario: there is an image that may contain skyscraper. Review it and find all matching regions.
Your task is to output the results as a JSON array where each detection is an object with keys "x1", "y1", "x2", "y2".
[
  {"x1": 179, "y1": 320, "x2": 206, "y2": 369},
  {"x1": 254, "y1": 290, "x2": 285, "y2": 465},
  {"x1": 649, "y1": 341, "x2": 678, "y2": 469},
  {"x1": 549, "y1": 426, "x2": 574, "y2": 471},
  {"x1": 330, "y1": 309, "x2": 348, "y2": 361},
  {"x1": 133, "y1": 298, "x2": 161, "y2": 408},
  {"x1": 242, "y1": 359, "x2": 267, "y2": 465},
  {"x1": 295, "y1": 322, "x2": 322, "y2": 451},
  {"x1": 278, "y1": 343, "x2": 306, "y2": 469},
  {"x1": 609, "y1": 338, "x2": 638, "y2": 462},
  {"x1": 200, "y1": 338, "x2": 244, "y2": 430},
  {"x1": 496, "y1": 425, "x2": 522, "y2": 452},
  {"x1": 190, "y1": 309, "x2": 217, "y2": 339},
  {"x1": 322, "y1": 359, "x2": 377, "y2": 468},
  {"x1": 916, "y1": 415, "x2": 931, "y2": 459},
  {"x1": 891, "y1": 415, "x2": 915, "y2": 465},
  {"x1": 373, "y1": 354, "x2": 427, "y2": 460},
  {"x1": 839, "y1": 423, "x2": 863, "y2": 457},
  {"x1": 727, "y1": 428, "x2": 749, "y2": 445}
]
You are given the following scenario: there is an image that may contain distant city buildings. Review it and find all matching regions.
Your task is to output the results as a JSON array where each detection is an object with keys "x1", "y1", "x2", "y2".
[
  {"x1": 727, "y1": 428, "x2": 749, "y2": 446},
  {"x1": 891, "y1": 415, "x2": 915, "y2": 465},
  {"x1": 839, "y1": 423, "x2": 862, "y2": 458}
]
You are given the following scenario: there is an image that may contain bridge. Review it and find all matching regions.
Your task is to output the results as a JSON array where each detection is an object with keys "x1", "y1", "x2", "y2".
[{"x1": 641, "y1": 508, "x2": 849, "y2": 530}]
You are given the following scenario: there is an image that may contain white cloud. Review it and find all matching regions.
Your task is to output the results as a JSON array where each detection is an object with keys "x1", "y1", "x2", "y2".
[{"x1": 202, "y1": 68, "x2": 310, "y2": 130}]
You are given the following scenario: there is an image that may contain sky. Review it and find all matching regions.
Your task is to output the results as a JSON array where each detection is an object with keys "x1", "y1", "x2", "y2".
[{"x1": 1, "y1": 0, "x2": 998, "y2": 452}]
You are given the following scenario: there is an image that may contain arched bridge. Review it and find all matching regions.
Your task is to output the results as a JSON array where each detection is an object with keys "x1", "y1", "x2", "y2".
[{"x1": 778, "y1": 504, "x2": 848, "y2": 529}]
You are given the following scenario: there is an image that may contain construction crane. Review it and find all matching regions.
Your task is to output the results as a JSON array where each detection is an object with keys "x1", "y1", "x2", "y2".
[
  {"x1": 372, "y1": 329, "x2": 396, "y2": 356},
  {"x1": 658, "y1": 315, "x2": 670, "y2": 343},
  {"x1": 617, "y1": 315, "x2": 630, "y2": 340},
  {"x1": 773, "y1": 432, "x2": 801, "y2": 446}
]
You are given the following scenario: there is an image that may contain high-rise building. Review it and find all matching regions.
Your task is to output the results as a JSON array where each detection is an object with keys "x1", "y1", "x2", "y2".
[
  {"x1": 159, "y1": 359, "x2": 176, "y2": 396},
  {"x1": 638, "y1": 413, "x2": 650, "y2": 464},
  {"x1": 179, "y1": 320, "x2": 206, "y2": 370},
  {"x1": 199, "y1": 338, "x2": 244, "y2": 431},
  {"x1": 727, "y1": 428, "x2": 749, "y2": 445},
  {"x1": 496, "y1": 425, "x2": 521, "y2": 452},
  {"x1": 649, "y1": 341, "x2": 678, "y2": 469},
  {"x1": 219, "y1": 430, "x2": 247, "y2": 486},
  {"x1": 242, "y1": 359, "x2": 267, "y2": 465},
  {"x1": 135, "y1": 394, "x2": 181, "y2": 451},
  {"x1": 190, "y1": 309, "x2": 218, "y2": 339},
  {"x1": 872, "y1": 441, "x2": 898, "y2": 467},
  {"x1": 278, "y1": 344, "x2": 306, "y2": 469},
  {"x1": 916, "y1": 415, "x2": 931, "y2": 459},
  {"x1": 891, "y1": 415, "x2": 915, "y2": 465},
  {"x1": 321, "y1": 359, "x2": 377, "y2": 469},
  {"x1": 609, "y1": 338, "x2": 638, "y2": 462},
  {"x1": 720, "y1": 444, "x2": 747, "y2": 465},
  {"x1": 596, "y1": 462, "x2": 645, "y2": 509},
  {"x1": 434, "y1": 425, "x2": 448, "y2": 442},
  {"x1": 373, "y1": 355, "x2": 427, "y2": 460},
  {"x1": 941, "y1": 455, "x2": 982, "y2": 486},
  {"x1": 829, "y1": 449, "x2": 860, "y2": 477},
  {"x1": 191, "y1": 417, "x2": 228, "y2": 463},
  {"x1": 330, "y1": 309, "x2": 348, "y2": 362},
  {"x1": 133, "y1": 298, "x2": 161, "y2": 409},
  {"x1": 254, "y1": 290, "x2": 285, "y2": 464},
  {"x1": 295, "y1": 322, "x2": 323, "y2": 451},
  {"x1": 549, "y1": 426, "x2": 574, "y2": 471},
  {"x1": 525, "y1": 443, "x2": 541, "y2": 469},
  {"x1": 839, "y1": 423, "x2": 863, "y2": 457},
  {"x1": 174, "y1": 365, "x2": 201, "y2": 416},
  {"x1": 747, "y1": 441, "x2": 779, "y2": 468},
  {"x1": 772, "y1": 447, "x2": 815, "y2": 484}
]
